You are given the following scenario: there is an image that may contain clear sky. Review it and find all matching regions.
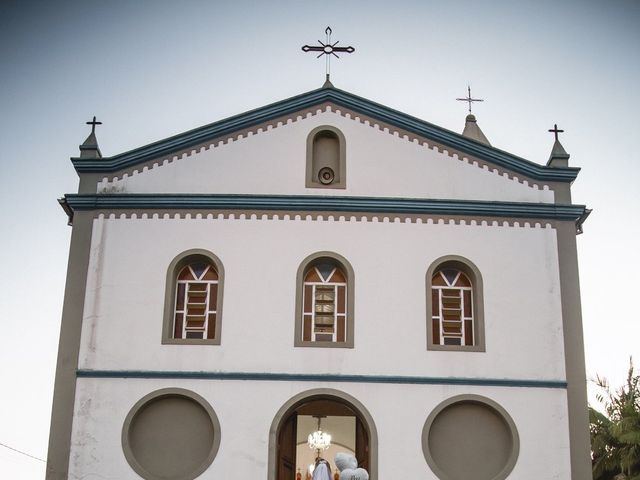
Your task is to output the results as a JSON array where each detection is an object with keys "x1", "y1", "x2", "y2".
[{"x1": 1, "y1": 0, "x2": 638, "y2": 477}]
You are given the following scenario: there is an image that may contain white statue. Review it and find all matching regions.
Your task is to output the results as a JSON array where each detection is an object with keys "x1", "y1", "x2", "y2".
[{"x1": 334, "y1": 453, "x2": 369, "y2": 480}]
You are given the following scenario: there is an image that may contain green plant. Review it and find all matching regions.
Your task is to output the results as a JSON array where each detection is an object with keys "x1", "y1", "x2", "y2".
[{"x1": 590, "y1": 358, "x2": 640, "y2": 480}]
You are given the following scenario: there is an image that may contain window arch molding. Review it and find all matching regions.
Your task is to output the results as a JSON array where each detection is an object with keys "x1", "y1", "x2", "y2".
[
  {"x1": 162, "y1": 249, "x2": 225, "y2": 345},
  {"x1": 294, "y1": 251, "x2": 355, "y2": 348},
  {"x1": 426, "y1": 255, "x2": 485, "y2": 352},
  {"x1": 305, "y1": 125, "x2": 347, "y2": 189}
]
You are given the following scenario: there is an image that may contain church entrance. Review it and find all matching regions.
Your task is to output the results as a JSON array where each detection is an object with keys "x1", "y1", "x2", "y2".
[{"x1": 271, "y1": 390, "x2": 376, "y2": 480}]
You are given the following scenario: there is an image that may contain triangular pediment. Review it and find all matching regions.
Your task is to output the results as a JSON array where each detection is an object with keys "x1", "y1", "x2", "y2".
[
  {"x1": 73, "y1": 86, "x2": 579, "y2": 184},
  {"x1": 92, "y1": 104, "x2": 555, "y2": 204}
]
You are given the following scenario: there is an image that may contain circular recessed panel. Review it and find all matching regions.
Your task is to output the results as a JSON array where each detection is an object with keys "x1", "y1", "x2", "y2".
[
  {"x1": 423, "y1": 396, "x2": 519, "y2": 480},
  {"x1": 122, "y1": 389, "x2": 220, "y2": 480},
  {"x1": 318, "y1": 167, "x2": 335, "y2": 185}
]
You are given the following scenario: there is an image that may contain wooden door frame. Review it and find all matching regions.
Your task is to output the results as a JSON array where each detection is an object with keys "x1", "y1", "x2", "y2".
[{"x1": 268, "y1": 388, "x2": 378, "y2": 480}]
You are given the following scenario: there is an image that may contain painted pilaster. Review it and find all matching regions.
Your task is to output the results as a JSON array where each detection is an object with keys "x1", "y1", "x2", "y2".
[
  {"x1": 46, "y1": 211, "x2": 94, "y2": 480},
  {"x1": 556, "y1": 220, "x2": 591, "y2": 479},
  {"x1": 78, "y1": 173, "x2": 102, "y2": 194},
  {"x1": 549, "y1": 181, "x2": 572, "y2": 205}
]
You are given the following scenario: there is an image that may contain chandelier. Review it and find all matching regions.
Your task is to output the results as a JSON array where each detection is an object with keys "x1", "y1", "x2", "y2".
[{"x1": 308, "y1": 416, "x2": 332, "y2": 452}]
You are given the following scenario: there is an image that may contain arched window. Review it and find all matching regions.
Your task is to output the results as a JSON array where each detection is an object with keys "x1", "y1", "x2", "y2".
[
  {"x1": 295, "y1": 252, "x2": 354, "y2": 348},
  {"x1": 306, "y1": 126, "x2": 346, "y2": 189},
  {"x1": 431, "y1": 269, "x2": 474, "y2": 346},
  {"x1": 163, "y1": 250, "x2": 224, "y2": 345},
  {"x1": 426, "y1": 256, "x2": 485, "y2": 351}
]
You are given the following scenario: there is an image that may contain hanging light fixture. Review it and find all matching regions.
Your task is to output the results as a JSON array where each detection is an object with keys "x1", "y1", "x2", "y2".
[{"x1": 307, "y1": 415, "x2": 332, "y2": 454}]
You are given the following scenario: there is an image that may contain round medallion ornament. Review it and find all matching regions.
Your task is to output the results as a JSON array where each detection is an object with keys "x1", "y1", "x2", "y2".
[
  {"x1": 122, "y1": 388, "x2": 220, "y2": 480},
  {"x1": 422, "y1": 395, "x2": 519, "y2": 480},
  {"x1": 318, "y1": 167, "x2": 335, "y2": 185}
]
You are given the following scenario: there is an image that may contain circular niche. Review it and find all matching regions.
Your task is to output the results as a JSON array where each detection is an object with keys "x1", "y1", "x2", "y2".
[
  {"x1": 122, "y1": 388, "x2": 220, "y2": 480},
  {"x1": 422, "y1": 395, "x2": 519, "y2": 480}
]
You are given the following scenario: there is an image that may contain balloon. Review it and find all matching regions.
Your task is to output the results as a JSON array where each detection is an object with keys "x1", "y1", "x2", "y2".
[
  {"x1": 339, "y1": 468, "x2": 369, "y2": 480},
  {"x1": 334, "y1": 452, "x2": 357, "y2": 472}
]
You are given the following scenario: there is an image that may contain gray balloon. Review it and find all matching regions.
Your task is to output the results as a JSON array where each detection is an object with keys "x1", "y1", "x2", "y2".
[
  {"x1": 334, "y1": 452, "x2": 358, "y2": 472},
  {"x1": 339, "y1": 468, "x2": 369, "y2": 480}
]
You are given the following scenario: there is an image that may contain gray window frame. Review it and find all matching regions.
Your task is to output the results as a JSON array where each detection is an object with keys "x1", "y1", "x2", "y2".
[
  {"x1": 426, "y1": 255, "x2": 485, "y2": 352},
  {"x1": 162, "y1": 249, "x2": 225, "y2": 345},
  {"x1": 294, "y1": 251, "x2": 355, "y2": 348}
]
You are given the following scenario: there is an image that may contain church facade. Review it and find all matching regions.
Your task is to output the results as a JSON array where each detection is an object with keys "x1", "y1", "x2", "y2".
[{"x1": 48, "y1": 84, "x2": 591, "y2": 480}]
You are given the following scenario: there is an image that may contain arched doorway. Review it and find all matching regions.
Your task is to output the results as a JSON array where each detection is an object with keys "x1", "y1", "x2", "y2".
[{"x1": 268, "y1": 389, "x2": 377, "y2": 480}]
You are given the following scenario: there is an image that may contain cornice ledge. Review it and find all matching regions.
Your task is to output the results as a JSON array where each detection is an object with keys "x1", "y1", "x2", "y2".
[{"x1": 62, "y1": 193, "x2": 588, "y2": 221}]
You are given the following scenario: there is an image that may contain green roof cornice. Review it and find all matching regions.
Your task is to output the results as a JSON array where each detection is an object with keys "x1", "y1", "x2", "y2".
[
  {"x1": 61, "y1": 193, "x2": 587, "y2": 222},
  {"x1": 71, "y1": 87, "x2": 580, "y2": 182}
]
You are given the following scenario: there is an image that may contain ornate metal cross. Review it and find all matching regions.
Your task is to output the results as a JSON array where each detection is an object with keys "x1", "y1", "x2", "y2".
[
  {"x1": 548, "y1": 124, "x2": 565, "y2": 141},
  {"x1": 456, "y1": 86, "x2": 484, "y2": 113},
  {"x1": 86, "y1": 116, "x2": 102, "y2": 134},
  {"x1": 302, "y1": 27, "x2": 355, "y2": 78}
]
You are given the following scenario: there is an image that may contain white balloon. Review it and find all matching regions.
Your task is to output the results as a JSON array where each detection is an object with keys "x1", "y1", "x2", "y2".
[
  {"x1": 334, "y1": 452, "x2": 357, "y2": 471},
  {"x1": 339, "y1": 468, "x2": 369, "y2": 480},
  {"x1": 339, "y1": 469, "x2": 355, "y2": 480}
]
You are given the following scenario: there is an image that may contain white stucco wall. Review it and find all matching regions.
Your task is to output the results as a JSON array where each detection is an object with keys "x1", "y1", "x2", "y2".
[
  {"x1": 68, "y1": 378, "x2": 571, "y2": 480},
  {"x1": 63, "y1": 91, "x2": 584, "y2": 480},
  {"x1": 98, "y1": 109, "x2": 554, "y2": 203},
  {"x1": 78, "y1": 215, "x2": 565, "y2": 381}
]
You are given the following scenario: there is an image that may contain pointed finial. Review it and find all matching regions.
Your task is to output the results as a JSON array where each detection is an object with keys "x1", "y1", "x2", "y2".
[
  {"x1": 322, "y1": 74, "x2": 334, "y2": 88},
  {"x1": 547, "y1": 123, "x2": 570, "y2": 167},
  {"x1": 79, "y1": 115, "x2": 103, "y2": 159},
  {"x1": 461, "y1": 113, "x2": 491, "y2": 146}
]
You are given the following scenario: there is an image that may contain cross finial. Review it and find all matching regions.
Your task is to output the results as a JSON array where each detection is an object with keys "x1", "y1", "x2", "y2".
[
  {"x1": 86, "y1": 116, "x2": 102, "y2": 135},
  {"x1": 548, "y1": 123, "x2": 564, "y2": 142},
  {"x1": 302, "y1": 26, "x2": 355, "y2": 81},
  {"x1": 456, "y1": 86, "x2": 484, "y2": 113}
]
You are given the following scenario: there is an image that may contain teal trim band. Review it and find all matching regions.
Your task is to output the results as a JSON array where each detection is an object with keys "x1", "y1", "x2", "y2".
[
  {"x1": 62, "y1": 193, "x2": 587, "y2": 221},
  {"x1": 76, "y1": 369, "x2": 567, "y2": 389},
  {"x1": 71, "y1": 87, "x2": 579, "y2": 182}
]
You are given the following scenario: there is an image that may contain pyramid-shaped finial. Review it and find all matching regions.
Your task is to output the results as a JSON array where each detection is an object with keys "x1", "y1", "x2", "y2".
[
  {"x1": 462, "y1": 113, "x2": 491, "y2": 146},
  {"x1": 79, "y1": 116, "x2": 103, "y2": 159},
  {"x1": 546, "y1": 124, "x2": 570, "y2": 167},
  {"x1": 457, "y1": 86, "x2": 490, "y2": 145}
]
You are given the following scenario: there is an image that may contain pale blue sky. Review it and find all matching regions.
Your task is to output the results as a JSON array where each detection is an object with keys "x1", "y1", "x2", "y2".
[{"x1": 1, "y1": 1, "x2": 639, "y2": 477}]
